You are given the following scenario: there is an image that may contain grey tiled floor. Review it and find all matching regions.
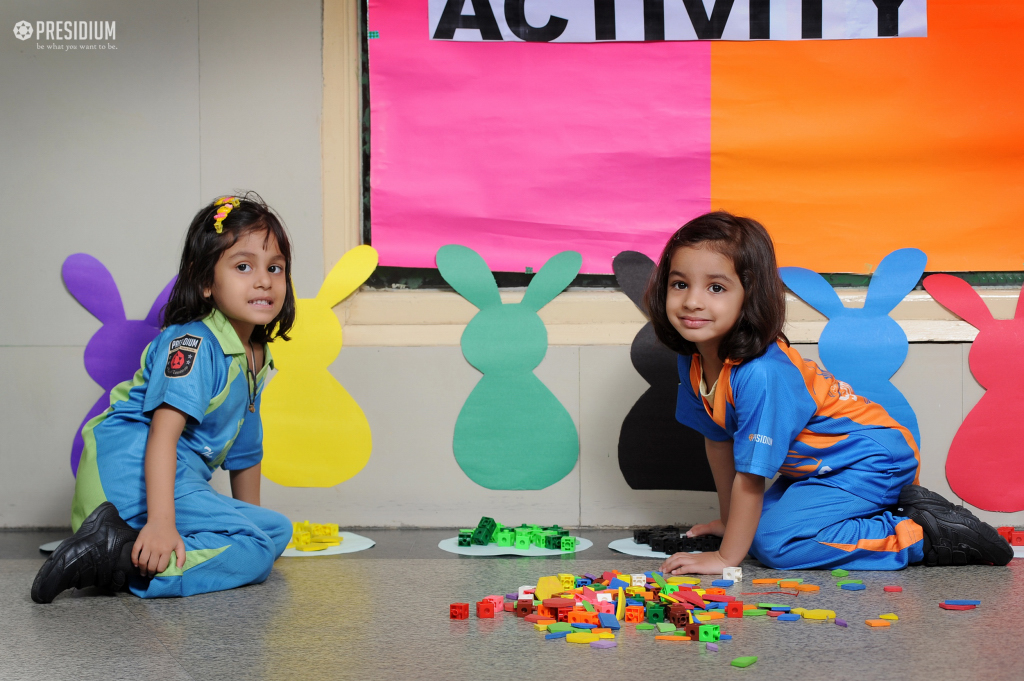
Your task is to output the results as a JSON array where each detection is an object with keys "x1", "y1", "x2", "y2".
[{"x1": 3, "y1": 530, "x2": 1022, "y2": 681}]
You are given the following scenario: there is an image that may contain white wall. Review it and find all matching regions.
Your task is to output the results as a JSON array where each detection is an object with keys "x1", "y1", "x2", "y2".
[{"x1": 0, "y1": 0, "x2": 323, "y2": 526}]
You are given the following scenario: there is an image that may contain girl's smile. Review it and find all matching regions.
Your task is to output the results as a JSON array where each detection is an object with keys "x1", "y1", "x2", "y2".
[
  {"x1": 204, "y1": 229, "x2": 287, "y2": 342},
  {"x1": 665, "y1": 245, "x2": 745, "y2": 361}
]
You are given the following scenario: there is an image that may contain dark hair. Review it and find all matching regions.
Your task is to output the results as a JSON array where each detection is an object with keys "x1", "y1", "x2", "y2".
[
  {"x1": 163, "y1": 191, "x2": 295, "y2": 343},
  {"x1": 644, "y1": 211, "x2": 788, "y2": 361}
]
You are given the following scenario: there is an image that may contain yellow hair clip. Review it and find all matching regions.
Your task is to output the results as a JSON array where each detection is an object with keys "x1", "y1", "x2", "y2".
[{"x1": 212, "y1": 197, "x2": 241, "y2": 233}]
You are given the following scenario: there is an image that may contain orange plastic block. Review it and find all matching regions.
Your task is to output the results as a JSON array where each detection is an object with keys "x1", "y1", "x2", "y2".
[
  {"x1": 704, "y1": 587, "x2": 726, "y2": 596},
  {"x1": 537, "y1": 605, "x2": 557, "y2": 619},
  {"x1": 642, "y1": 592, "x2": 654, "y2": 601},
  {"x1": 592, "y1": 628, "x2": 611, "y2": 634},
  {"x1": 779, "y1": 581, "x2": 800, "y2": 588},
  {"x1": 795, "y1": 584, "x2": 820, "y2": 592},
  {"x1": 743, "y1": 604, "x2": 757, "y2": 610},
  {"x1": 625, "y1": 606, "x2": 645, "y2": 623},
  {"x1": 655, "y1": 635, "x2": 692, "y2": 641},
  {"x1": 567, "y1": 611, "x2": 600, "y2": 626},
  {"x1": 865, "y1": 619, "x2": 891, "y2": 627},
  {"x1": 752, "y1": 578, "x2": 779, "y2": 585}
]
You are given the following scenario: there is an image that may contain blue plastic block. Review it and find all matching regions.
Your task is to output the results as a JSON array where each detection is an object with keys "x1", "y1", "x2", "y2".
[
  {"x1": 945, "y1": 600, "x2": 981, "y2": 606},
  {"x1": 711, "y1": 580, "x2": 734, "y2": 587},
  {"x1": 705, "y1": 602, "x2": 726, "y2": 610},
  {"x1": 841, "y1": 583, "x2": 867, "y2": 591},
  {"x1": 770, "y1": 606, "x2": 791, "y2": 612},
  {"x1": 626, "y1": 599, "x2": 644, "y2": 607},
  {"x1": 645, "y1": 571, "x2": 655, "y2": 578},
  {"x1": 608, "y1": 578, "x2": 629, "y2": 590},
  {"x1": 777, "y1": 613, "x2": 801, "y2": 621},
  {"x1": 720, "y1": 634, "x2": 732, "y2": 640},
  {"x1": 545, "y1": 631, "x2": 570, "y2": 639},
  {"x1": 571, "y1": 623, "x2": 597, "y2": 630},
  {"x1": 597, "y1": 613, "x2": 621, "y2": 630}
]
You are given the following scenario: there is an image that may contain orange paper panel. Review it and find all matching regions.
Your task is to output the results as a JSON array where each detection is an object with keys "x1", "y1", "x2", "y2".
[{"x1": 711, "y1": 1, "x2": 1024, "y2": 272}]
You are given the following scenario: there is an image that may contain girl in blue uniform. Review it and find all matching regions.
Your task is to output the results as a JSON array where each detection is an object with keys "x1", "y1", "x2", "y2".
[
  {"x1": 34, "y1": 193, "x2": 296, "y2": 602},
  {"x1": 645, "y1": 212, "x2": 1012, "y2": 574}
]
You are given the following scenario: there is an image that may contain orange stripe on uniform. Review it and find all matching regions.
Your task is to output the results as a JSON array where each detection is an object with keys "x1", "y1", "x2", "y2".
[{"x1": 819, "y1": 519, "x2": 924, "y2": 553}]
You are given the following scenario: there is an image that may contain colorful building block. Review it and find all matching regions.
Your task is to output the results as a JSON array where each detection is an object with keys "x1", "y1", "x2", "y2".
[
  {"x1": 450, "y1": 603, "x2": 469, "y2": 619},
  {"x1": 726, "y1": 601, "x2": 745, "y2": 618},
  {"x1": 624, "y1": 606, "x2": 645, "y2": 623},
  {"x1": 471, "y1": 517, "x2": 497, "y2": 545},
  {"x1": 560, "y1": 536, "x2": 577, "y2": 552},
  {"x1": 722, "y1": 567, "x2": 743, "y2": 581},
  {"x1": 476, "y1": 601, "x2": 494, "y2": 618}
]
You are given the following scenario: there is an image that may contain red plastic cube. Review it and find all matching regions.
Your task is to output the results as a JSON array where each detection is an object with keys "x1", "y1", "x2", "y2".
[
  {"x1": 476, "y1": 601, "x2": 495, "y2": 618},
  {"x1": 726, "y1": 601, "x2": 744, "y2": 618},
  {"x1": 450, "y1": 603, "x2": 469, "y2": 619}
]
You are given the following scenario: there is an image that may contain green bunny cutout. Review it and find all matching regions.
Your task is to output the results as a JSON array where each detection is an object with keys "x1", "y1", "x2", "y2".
[{"x1": 436, "y1": 245, "x2": 581, "y2": 490}]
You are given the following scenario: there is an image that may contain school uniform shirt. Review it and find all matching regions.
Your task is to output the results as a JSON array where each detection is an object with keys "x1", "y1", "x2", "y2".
[
  {"x1": 675, "y1": 340, "x2": 919, "y2": 503},
  {"x1": 72, "y1": 309, "x2": 273, "y2": 530}
]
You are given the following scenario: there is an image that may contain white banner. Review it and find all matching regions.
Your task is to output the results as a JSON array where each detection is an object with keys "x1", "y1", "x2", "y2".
[{"x1": 429, "y1": 0, "x2": 927, "y2": 42}]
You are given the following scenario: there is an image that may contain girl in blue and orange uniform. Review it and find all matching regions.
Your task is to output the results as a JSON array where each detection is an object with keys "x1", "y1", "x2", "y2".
[
  {"x1": 646, "y1": 212, "x2": 1012, "y2": 574},
  {"x1": 33, "y1": 193, "x2": 295, "y2": 602}
]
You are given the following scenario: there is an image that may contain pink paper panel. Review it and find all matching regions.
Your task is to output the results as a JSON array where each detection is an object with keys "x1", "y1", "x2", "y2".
[{"x1": 368, "y1": 0, "x2": 710, "y2": 274}]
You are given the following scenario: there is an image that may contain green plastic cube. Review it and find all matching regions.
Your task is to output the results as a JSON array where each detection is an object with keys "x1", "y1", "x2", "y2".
[
  {"x1": 698, "y1": 624, "x2": 720, "y2": 642},
  {"x1": 560, "y1": 536, "x2": 576, "y2": 552}
]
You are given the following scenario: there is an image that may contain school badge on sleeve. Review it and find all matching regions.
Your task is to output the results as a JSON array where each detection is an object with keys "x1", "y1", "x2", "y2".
[{"x1": 165, "y1": 334, "x2": 202, "y2": 377}]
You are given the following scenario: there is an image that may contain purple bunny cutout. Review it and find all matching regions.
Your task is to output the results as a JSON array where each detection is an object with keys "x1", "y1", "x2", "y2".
[{"x1": 62, "y1": 254, "x2": 175, "y2": 476}]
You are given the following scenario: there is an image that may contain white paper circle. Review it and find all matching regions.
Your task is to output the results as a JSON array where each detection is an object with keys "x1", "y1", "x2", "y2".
[
  {"x1": 281, "y1": 531, "x2": 376, "y2": 557},
  {"x1": 437, "y1": 536, "x2": 592, "y2": 556},
  {"x1": 39, "y1": 539, "x2": 68, "y2": 553}
]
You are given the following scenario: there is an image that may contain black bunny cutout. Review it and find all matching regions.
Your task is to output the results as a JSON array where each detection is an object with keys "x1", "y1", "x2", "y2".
[{"x1": 613, "y1": 251, "x2": 715, "y2": 491}]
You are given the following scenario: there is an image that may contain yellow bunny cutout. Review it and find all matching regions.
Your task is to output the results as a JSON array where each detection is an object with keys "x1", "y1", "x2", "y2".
[{"x1": 261, "y1": 245, "x2": 378, "y2": 487}]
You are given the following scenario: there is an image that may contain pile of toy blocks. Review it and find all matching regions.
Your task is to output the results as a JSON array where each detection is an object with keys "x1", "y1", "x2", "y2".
[
  {"x1": 633, "y1": 526, "x2": 723, "y2": 554},
  {"x1": 286, "y1": 521, "x2": 342, "y2": 552},
  {"x1": 457, "y1": 516, "x2": 578, "y2": 552},
  {"x1": 450, "y1": 569, "x2": 741, "y2": 647}
]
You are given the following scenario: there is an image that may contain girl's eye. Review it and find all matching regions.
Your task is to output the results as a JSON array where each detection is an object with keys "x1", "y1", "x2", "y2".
[
  {"x1": 710, "y1": 284, "x2": 725, "y2": 293},
  {"x1": 269, "y1": 265, "x2": 283, "y2": 274},
  {"x1": 236, "y1": 263, "x2": 252, "y2": 273},
  {"x1": 671, "y1": 281, "x2": 687, "y2": 290}
]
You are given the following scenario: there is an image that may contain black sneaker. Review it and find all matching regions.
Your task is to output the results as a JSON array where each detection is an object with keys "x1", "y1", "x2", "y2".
[
  {"x1": 906, "y1": 505, "x2": 1013, "y2": 567},
  {"x1": 896, "y1": 484, "x2": 961, "y2": 516},
  {"x1": 31, "y1": 502, "x2": 139, "y2": 603}
]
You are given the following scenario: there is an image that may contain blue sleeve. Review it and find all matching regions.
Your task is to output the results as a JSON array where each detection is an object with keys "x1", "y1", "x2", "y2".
[
  {"x1": 730, "y1": 357, "x2": 816, "y2": 478},
  {"x1": 675, "y1": 356, "x2": 730, "y2": 442},
  {"x1": 142, "y1": 330, "x2": 223, "y2": 424},
  {"x1": 221, "y1": 394, "x2": 264, "y2": 470}
]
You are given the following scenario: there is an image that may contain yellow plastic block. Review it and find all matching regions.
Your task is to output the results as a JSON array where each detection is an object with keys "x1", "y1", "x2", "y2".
[
  {"x1": 693, "y1": 589, "x2": 706, "y2": 596},
  {"x1": 311, "y1": 523, "x2": 339, "y2": 537},
  {"x1": 535, "y1": 576, "x2": 563, "y2": 601},
  {"x1": 667, "y1": 576, "x2": 701, "y2": 585},
  {"x1": 802, "y1": 609, "x2": 836, "y2": 620},
  {"x1": 534, "y1": 623, "x2": 551, "y2": 631},
  {"x1": 566, "y1": 633, "x2": 600, "y2": 644},
  {"x1": 879, "y1": 613, "x2": 898, "y2": 621},
  {"x1": 311, "y1": 536, "x2": 341, "y2": 545},
  {"x1": 697, "y1": 611, "x2": 724, "y2": 621},
  {"x1": 790, "y1": 608, "x2": 807, "y2": 615},
  {"x1": 599, "y1": 633, "x2": 615, "y2": 639},
  {"x1": 660, "y1": 594, "x2": 679, "y2": 604},
  {"x1": 558, "y1": 573, "x2": 576, "y2": 590},
  {"x1": 616, "y1": 587, "x2": 626, "y2": 620},
  {"x1": 625, "y1": 586, "x2": 645, "y2": 597},
  {"x1": 865, "y1": 619, "x2": 891, "y2": 627},
  {"x1": 295, "y1": 543, "x2": 330, "y2": 552}
]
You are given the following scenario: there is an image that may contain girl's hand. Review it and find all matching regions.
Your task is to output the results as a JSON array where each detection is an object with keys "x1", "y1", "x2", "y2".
[
  {"x1": 132, "y1": 520, "x2": 186, "y2": 578},
  {"x1": 660, "y1": 550, "x2": 730, "y2": 576},
  {"x1": 687, "y1": 519, "x2": 725, "y2": 538}
]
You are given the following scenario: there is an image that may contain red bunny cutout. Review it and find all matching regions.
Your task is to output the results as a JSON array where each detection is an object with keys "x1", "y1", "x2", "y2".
[{"x1": 923, "y1": 274, "x2": 1024, "y2": 511}]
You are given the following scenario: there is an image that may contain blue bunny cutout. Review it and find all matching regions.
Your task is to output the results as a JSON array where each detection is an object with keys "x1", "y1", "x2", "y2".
[
  {"x1": 437, "y1": 245, "x2": 581, "y2": 490},
  {"x1": 779, "y1": 248, "x2": 926, "y2": 449}
]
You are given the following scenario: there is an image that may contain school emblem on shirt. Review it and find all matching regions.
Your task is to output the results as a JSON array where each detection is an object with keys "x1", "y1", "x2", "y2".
[{"x1": 165, "y1": 334, "x2": 202, "y2": 378}]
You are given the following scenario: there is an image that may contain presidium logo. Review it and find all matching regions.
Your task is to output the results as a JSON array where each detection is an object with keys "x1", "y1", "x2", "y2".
[{"x1": 13, "y1": 19, "x2": 117, "y2": 48}]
